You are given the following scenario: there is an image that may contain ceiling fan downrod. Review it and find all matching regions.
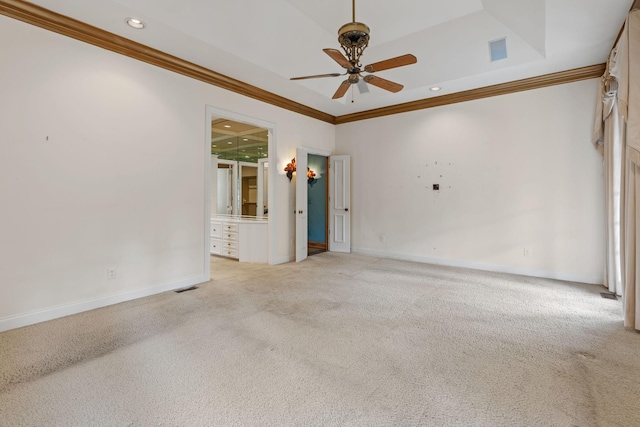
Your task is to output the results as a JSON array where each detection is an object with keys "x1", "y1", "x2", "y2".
[{"x1": 338, "y1": 0, "x2": 370, "y2": 66}]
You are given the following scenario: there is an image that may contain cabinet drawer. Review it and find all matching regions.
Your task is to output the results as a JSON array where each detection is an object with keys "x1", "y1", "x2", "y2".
[
  {"x1": 210, "y1": 222, "x2": 222, "y2": 238},
  {"x1": 223, "y1": 222, "x2": 239, "y2": 233},
  {"x1": 222, "y1": 239, "x2": 238, "y2": 250},
  {"x1": 222, "y1": 249, "x2": 238, "y2": 259},
  {"x1": 209, "y1": 238, "x2": 222, "y2": 255},
  {"x1": 223, "y1": 232, "x2": 238, "y2": 242}
]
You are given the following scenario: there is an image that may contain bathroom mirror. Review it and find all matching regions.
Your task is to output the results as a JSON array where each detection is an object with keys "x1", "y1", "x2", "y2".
[{"x1": 211, "y1": 119, "x2": 268, "y2": 217}]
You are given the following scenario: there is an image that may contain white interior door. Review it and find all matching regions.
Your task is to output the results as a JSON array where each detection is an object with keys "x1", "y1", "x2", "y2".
[
  {"x1": 216, "y1": 159, "x2": 238, "y2": 215},
  {"x1": 329, "y1": 155, "x2": 351, "y2": 253},
  {"x1": 217, "y1": 168, "x2": 232, "y2": 215},
  {"x1": 257, "y1": 159, "x2": 268, "y2": 218},
  {"x1": 231, "y1": 162, "x2": 239, "y2": 215},
  {"x1": 211, "y1": 155, "x2": 218, "y2": 217},
  {"x1": 295, "y1": 148, "x2": 308, "y2": 262}
]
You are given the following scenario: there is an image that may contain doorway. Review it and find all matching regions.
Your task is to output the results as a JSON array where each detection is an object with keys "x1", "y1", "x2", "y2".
[
  {"x1": 307, "y1": 154, "x2": 328, "y2": 256},
  {"x1": 295, "y1": 149, "x2": 350, "y2": 263},
  {"x1": 205, "y1": 106, "x2": 276, "y2": 274}
]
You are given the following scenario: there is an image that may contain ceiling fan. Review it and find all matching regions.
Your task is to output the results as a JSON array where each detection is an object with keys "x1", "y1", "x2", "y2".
[{"x1": 290, "y1": 0, "x2": 417, "y2": 99}]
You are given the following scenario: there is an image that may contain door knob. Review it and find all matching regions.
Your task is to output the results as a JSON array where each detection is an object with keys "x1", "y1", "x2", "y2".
[{"x1": 345, "y1": 208, "x2": 349, "y2": 212}]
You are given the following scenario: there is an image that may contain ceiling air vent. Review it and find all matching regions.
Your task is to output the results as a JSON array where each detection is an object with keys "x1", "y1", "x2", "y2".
[{"x1": 489, "y1": 38, "x2": 507, "y2": 62}]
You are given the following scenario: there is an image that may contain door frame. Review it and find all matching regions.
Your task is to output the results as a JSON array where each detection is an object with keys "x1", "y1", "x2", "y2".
[{"x1": 205, "y1": 106, "x2": 277, "y2": 272}]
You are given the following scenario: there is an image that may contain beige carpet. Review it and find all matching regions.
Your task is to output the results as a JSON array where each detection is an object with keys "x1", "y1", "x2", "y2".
[{"x1": 1, "y1": 253, "x2": 639, "y2": 426}]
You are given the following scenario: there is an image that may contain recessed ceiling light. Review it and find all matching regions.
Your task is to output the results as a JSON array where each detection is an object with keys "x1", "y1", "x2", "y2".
[
  {"x1": 224, "y1": 125, "x2": 231, "y2": 128},
  {"x1": 430, "y1": 86, "x2": 441, "y2": 92},
  {"x1": 243, "y1": 138, "x2": 248, "y2": 141},
  {"x1": 125, "y1": 18, "x2": 146, "y2": 29},
  {"x1": 227, "y1": 141, "x2": 233, "y2": 145},
  {"x1": 245, "y1": 156, "x2": 250, "y2": 158},
  {"x1": 212, "y1": 145, "x2": 217, "y2": 147}
]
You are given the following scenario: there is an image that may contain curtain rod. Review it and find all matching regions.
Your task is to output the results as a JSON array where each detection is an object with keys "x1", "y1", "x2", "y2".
[{"x1": 612, "y1": 2, "x2": 639, "y2": 51}]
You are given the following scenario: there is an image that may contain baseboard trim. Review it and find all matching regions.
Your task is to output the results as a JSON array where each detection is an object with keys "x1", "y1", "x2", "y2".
[
  {"x1": 273, "y1": 256, "x2": 293, "y2": 265},
  {"x1": 0, "y1": 275, "x2": 208, "y2": 333},
  {"x1": 352, "y1": 248, "x2": 603, "y2": 285}
]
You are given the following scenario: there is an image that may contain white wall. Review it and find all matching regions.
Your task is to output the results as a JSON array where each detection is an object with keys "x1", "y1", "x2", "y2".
[
  {"x1": 0, "y1": 16, "x2": 334, "y2": 330},
  {"x1": 336, "y1": 80, "x2": 605, "y2": 284}
]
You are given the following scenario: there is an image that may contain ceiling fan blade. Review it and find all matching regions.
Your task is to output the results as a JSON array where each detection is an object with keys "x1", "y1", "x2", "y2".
[
  {"x1": 323, "y1": 48, "x2": 352, "y2": 70},
  {"x1": 290, "y1": 73, "x2": 342, "y2": 81},
  {"x1": 363, "y1": 75, "x2": 404, "y2": 93},
  {"x1": 332, "y1": 80, "x2": 351, "y2": 99},
  {"x1": 357, "y1": 79, "x2": 369, "y2": 94},
  {"x1": 364, "y1": 54, "x2": 417, "y2": 73}
]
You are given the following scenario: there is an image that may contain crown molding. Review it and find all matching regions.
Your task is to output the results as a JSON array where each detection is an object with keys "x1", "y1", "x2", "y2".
[
  {"x1": 0, "y1": 0, "x2": 336, "y2": 124},
  {"x1": 335, "y1": 64, "x2": 605, "y2": 124},
  {"x1": 1, "y1": 0, "x2": 605, "y2": 127}
]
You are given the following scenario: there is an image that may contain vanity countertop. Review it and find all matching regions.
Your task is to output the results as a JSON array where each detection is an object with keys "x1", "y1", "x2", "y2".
[{"x1": 211, "y1": 215, "x2": 268, "y2": 224}]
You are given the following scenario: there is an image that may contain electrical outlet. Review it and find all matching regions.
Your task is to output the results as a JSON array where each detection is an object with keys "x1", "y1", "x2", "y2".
[
  {"x1": 107, "y1": 268, "x2": 117, "y2": 280},
  {"x1": 523, "y1": 248, "x2": 531, "y2": 257},
  {"x1": 433, "y1": 184, "x2": 439, "y2": 190},
  {"x1": 380, "y1": 234, "x2": 386, "y2": 243}
]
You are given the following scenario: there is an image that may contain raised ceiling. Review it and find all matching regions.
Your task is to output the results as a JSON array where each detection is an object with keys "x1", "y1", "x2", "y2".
[{"x1": 11, "y1": 0, "x2": 635, "y2": 117}]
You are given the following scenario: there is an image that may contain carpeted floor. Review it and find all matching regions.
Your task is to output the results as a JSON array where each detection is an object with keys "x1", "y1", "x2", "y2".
[{"x1": 1, "y1": 253, "x2": 639, "y2": 426}]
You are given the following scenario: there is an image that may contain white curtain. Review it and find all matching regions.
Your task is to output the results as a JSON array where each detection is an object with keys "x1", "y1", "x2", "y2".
[
  {"x1": 601, "y1": 87, "x2": 625, "y2": 296},
  {"x1": 594, "y1": 9, "x2": 640, "y2": 330},
  {"x1": 626, "y1": 152, "x2": 640, "y2": 329}
]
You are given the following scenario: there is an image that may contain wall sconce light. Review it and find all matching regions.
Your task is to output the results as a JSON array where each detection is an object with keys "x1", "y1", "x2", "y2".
[
  {"x1": 284, "y1": 158, "x2": 296, "y2": 181},
  {"x1": 307, "y1": 168, "x2": 317, "y2": 186}
]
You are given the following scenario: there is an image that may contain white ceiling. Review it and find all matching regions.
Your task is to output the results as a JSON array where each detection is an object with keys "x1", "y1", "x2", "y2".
[{"x1": 27, "y1": 0, "x2": 633, "y2": 117}]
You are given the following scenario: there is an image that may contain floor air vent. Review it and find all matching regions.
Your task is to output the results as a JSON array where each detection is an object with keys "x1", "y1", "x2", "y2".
[
  {"x1": 600, "y1": 292, "x2": 618, "y2": 300},
  {"x1": 175, "y1": 286, "x2": 198, "y2": 293}
]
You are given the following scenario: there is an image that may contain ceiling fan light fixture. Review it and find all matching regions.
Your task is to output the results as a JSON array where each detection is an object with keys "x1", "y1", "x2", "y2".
[{"x1": 347, "y1": 74, "x2": 360, "y2": 84}]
